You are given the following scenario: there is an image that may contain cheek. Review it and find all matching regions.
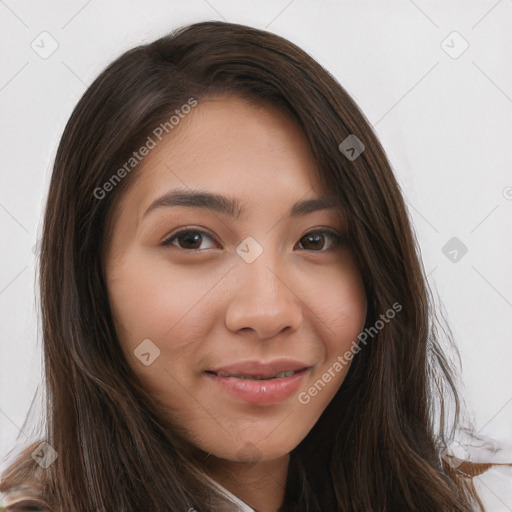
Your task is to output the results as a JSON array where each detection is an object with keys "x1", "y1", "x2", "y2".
[
  {"x1": 302, "y1": 260, "x2": 367, "y2": 398},
  {"x1": 105, "y1": 253, "x2": 222, "y2": 416},
  {"x1": 106, "y1": 251, "x2": 221, "y2": 354},
  {"x1": 308, "y1": 258, "x2": 367, "y2": 346}
]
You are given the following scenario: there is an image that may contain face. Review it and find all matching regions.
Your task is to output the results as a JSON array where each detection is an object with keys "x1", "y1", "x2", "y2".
[{"x1": 104, "y1": 94, "x2": 367, "y2": 464}]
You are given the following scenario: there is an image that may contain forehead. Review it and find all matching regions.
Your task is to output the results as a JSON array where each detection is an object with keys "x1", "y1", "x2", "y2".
[{"x1": 125, "y1": 94, "x2": 323, "y2": 208}]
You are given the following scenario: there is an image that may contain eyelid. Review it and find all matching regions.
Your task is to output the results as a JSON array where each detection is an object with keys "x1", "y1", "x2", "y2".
[
  {"x1": 295, "y1": 227, "x2": 346, "y2": 251},
  {"x1": 160, "y1": 226, "x2": 345, "y2": 252},
  {"x1": 160, "y1": 227, "x2": 220, "y2": 249}
]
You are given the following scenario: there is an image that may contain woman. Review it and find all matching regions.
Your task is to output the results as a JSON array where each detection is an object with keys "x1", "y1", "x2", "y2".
[{"x1": 0, "y1": 20, "x2": 496, "y2": 511}]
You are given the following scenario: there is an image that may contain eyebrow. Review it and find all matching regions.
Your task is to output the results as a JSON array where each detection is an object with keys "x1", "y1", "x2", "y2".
[{"x1": 141, "y1": 189, "x2": 338, "y2": 220}]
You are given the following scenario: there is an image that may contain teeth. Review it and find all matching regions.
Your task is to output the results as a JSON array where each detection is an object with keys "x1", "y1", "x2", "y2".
[
  {"x1": 215, "y1": 370, "x2": 297, "y2": 380},
  {"x1": 275, "y1": 371, "x2": 296, "y2": 378}
]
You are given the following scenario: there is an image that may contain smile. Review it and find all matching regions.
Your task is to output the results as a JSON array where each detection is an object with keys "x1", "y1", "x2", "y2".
[
  {"x1": 204, "y1": 367, "x2": 310, "y2": 404},
  {"x1": 209, "y1": 370, "x2": 299, "y2": 380}
]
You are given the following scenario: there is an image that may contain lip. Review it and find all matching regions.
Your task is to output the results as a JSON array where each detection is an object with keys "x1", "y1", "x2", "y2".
[
  {"x1": 204, "y1": 359, "x2": 312, "y2": 404},
  {"x1": 207, "y1": 359, "x2": 311, "y2": 379},
  {"x1": 205, "y1": 369, "x2": 309, "y2": 404}
]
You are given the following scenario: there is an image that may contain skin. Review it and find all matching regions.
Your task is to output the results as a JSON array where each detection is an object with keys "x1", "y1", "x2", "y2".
[{"x1": 104, "y1": 94, "x2": 367, "y2": 512}]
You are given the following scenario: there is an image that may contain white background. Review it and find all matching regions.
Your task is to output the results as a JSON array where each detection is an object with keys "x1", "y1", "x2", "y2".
[{"x1": 1, "y1": 0, "x2": 511, "y2": 508}]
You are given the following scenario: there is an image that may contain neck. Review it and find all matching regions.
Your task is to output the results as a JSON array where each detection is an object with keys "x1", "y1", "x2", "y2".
[{"x1": 203, "y1": 452, "x2": 290, "y2": 512}]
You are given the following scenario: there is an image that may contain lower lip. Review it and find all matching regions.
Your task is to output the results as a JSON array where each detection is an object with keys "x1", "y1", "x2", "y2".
[{"x1": 205, "y1": 369, "x2": 308, "y2": 404}]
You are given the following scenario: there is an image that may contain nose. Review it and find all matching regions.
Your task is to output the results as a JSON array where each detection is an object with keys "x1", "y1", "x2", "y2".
[{"x1": 224, "y1": 256, "x2": 303, "y2": 339}]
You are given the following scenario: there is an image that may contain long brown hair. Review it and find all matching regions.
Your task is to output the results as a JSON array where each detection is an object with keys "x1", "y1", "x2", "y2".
[{"x1": 1, "y1": 21, "x2": 484, "y2": 511}]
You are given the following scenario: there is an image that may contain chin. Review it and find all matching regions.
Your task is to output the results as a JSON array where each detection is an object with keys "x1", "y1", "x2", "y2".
[{"x1": 216, "y1": 436, "x2": 299, "y2": 464}]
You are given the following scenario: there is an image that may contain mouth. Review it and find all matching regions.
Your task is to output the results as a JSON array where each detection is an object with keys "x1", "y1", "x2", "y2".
[
  {"x1": 204, "y1": 360, "x2": 312, "y2": 404},
  {"x1": 206, "y1": 359, "x2": 312, "y2": 380},
  {"x1": 205, "y1": 368, "x2": 307, "y2": 380}
]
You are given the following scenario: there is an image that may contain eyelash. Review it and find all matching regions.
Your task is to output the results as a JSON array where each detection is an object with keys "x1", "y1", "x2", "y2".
[{"x1": 160, "y1": 228, "x2": 345, "y2": 252}]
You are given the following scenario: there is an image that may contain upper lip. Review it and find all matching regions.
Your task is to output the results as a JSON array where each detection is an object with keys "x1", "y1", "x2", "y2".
[{"x1": 206, "y1": 359, "x2": 312, "y2": 379}]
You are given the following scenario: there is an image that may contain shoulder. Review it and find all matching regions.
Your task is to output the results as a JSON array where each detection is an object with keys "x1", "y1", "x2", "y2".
[
  {"x1": 0, "y1": 486, "x2": 51, "y2": 511},
  {"x1": 0, "y1": 441, "x2": 51, "y2": 510}
]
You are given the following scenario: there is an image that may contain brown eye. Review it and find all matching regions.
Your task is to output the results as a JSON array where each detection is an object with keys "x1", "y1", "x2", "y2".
[
  {"x1": 296, "y1": 230, "x2": 344, "y2": 251},
  {"x1": 162, "y1": 229, "x2": 217, "y2": 250}
]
